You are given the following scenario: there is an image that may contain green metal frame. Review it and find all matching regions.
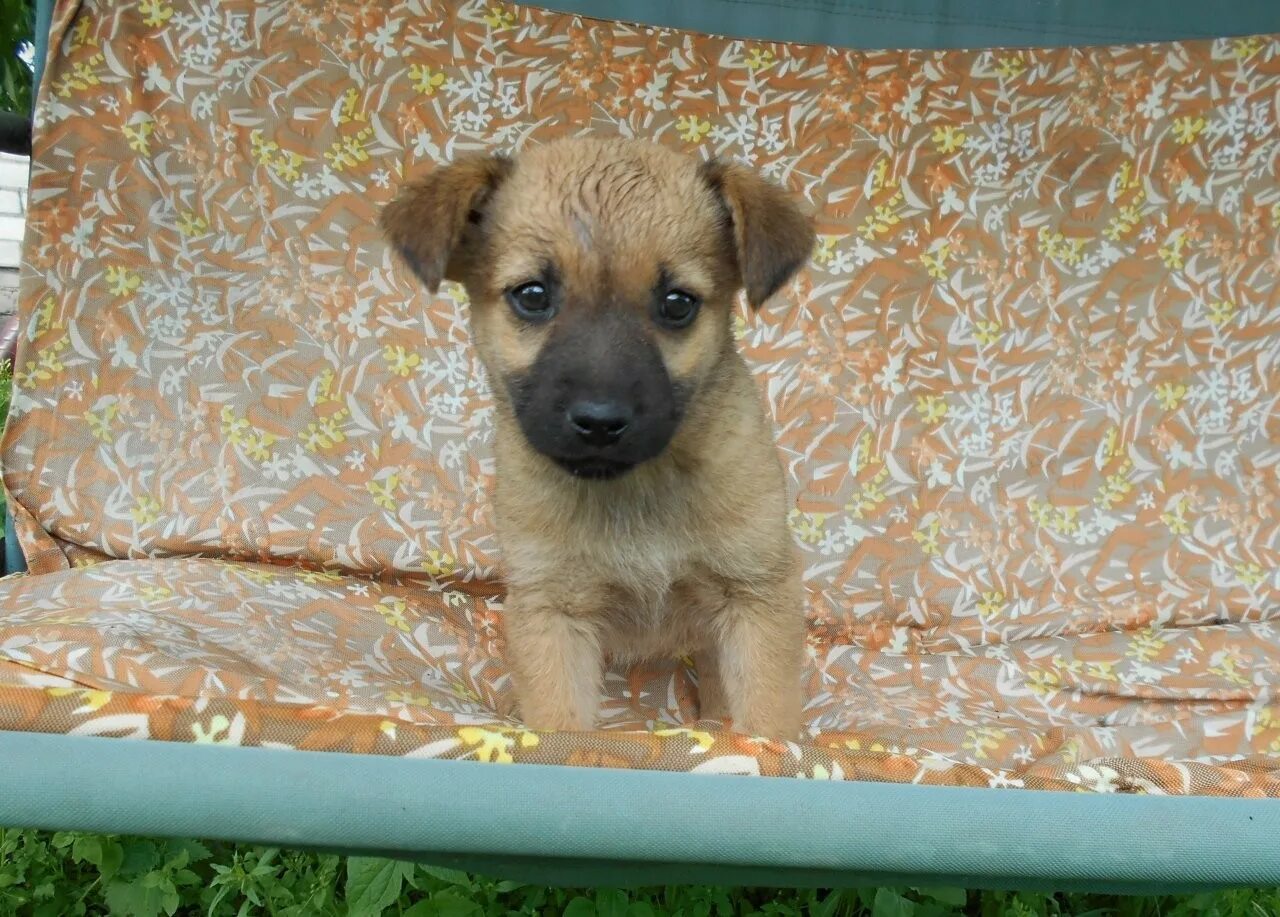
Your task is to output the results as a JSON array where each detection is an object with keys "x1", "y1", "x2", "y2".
[
  {"x1": 3, "y1": 732, "x2": 1279, "y2": 892},
  {"x1": 3, "y1": 0, "x2": 1279, "y2": 890},
  {"x1": 538, "y1": 0, "x2": 1280, "y2": 49}
]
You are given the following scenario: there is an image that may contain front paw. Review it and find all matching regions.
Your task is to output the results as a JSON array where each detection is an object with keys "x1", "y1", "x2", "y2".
[
  {"x1": 502, "y1": 599, "x2": 604, "y2": 732},
  {"x1": 516, "y1": 705, "x2": 593, "y2": 732}
]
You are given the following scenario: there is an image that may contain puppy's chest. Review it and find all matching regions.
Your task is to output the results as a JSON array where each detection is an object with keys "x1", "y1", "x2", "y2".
[
  {"x1": 602, "y1": 570, "x2": 725, "y2": 659},
  {"x1": 555, "y1": 488, "x2": 703, "y2": 580},
  {"x1": 562, "y1": 514, "x2": 723, "y2": 641},
  {"x1": 585, "y1": 529, "x2": 692, "y2": 592}
]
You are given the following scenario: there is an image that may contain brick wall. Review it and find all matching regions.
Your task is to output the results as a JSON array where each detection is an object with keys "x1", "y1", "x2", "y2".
[{"x1": 0, "y1": 152, "x2": 26, "y2": 315}]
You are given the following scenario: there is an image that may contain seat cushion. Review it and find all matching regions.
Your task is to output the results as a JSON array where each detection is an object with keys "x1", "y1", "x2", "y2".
[{"x1": 1, "y1": 559, "x2": 1276, "y2": 794}]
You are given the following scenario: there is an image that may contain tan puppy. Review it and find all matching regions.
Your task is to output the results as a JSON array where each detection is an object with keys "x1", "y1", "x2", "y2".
[{"x1": 382, "y1": 138, "x2": 814, "y2": 739}]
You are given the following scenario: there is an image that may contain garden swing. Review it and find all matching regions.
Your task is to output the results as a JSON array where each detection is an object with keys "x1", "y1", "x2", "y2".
[{"x1": 1, "y1": 0, "x2": 1279, "y2": 891}]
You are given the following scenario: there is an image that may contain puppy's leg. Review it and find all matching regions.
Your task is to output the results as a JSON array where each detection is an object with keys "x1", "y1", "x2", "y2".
[
  {"x1": 714, "y1": 575, "x2": 806, "y2": 740},
  {"x1": 692, "y1": 649, "x2": 729, "y2": 722},
  {"x1": 502, "y1": 590, "x2": 603, "y2": 731}
]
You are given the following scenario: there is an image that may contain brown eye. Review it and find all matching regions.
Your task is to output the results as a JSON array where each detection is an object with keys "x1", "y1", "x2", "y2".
[
  {"x1": 507, "y1": 282, "x2": 554, "y2": 321},
  {"x1": 656, "y1": 290, "x2": 699, "y2": 329}
]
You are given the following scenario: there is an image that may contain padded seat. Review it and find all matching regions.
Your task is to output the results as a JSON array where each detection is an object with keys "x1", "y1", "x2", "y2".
[{"x1": 2, "y1": 558, "x2": 1275, "y2": 793}]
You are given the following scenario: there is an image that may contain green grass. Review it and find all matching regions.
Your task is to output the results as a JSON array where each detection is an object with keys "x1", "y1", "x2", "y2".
[{"x1": 1, "y1": 829, "x2": 1277, "y2": 917}]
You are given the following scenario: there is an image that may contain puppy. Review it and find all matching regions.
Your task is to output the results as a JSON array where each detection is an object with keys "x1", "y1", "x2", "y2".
[{"x1": 382, "y1": 138, "x2": 814, "y2": 739}]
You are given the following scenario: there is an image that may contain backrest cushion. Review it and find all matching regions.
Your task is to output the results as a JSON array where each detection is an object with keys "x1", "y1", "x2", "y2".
[{"x1": 6, "y1": 1, "x2": 1277, "y2": 645}]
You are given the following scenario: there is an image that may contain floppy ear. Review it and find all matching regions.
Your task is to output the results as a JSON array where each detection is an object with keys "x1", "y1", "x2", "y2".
[
  {"x1": 380, "y1": 154, "x2": 513, "y2": 293},
  {"x1": 700, "y1": 159, "x2": 816, "y2": 310}
]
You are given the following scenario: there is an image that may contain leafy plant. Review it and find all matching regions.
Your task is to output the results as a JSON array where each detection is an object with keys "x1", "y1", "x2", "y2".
[
  {"x1": 0, "y1": 0, "x2": 35, "y2": 115},
  {"x1": 0, "y1": 356, "x2": 10, "y2": 517},
  {"x1": 1, "y1": 828, "x2": 1279, "y2": 917}
]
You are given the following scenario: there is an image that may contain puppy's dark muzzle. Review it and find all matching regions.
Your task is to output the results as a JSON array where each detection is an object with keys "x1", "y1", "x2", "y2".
[
  {"x1": 505, "y1": 314, "x2": 687, "y2": 481},
  {"x1": 566, "y1": 400, "x2": 632, "y2": 447}
]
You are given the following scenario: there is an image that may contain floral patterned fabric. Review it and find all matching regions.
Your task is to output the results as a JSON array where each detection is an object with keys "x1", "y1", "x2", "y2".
[
  {"x1": 2, "y1": 558, "x2": 1277, "y2": 793},
  {"x1": 0, "y1": 0, "x2": 1277, "y2": 795}
]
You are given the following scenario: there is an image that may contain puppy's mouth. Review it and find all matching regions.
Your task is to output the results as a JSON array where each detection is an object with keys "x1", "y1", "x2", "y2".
[{"x1": 552, "y1": 457, "x2": 637, "y2": 481}]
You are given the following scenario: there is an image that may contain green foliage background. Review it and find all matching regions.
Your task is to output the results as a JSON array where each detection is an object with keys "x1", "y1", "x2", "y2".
[
  {"x1": 0, "y1": 0, "x2": 35, "y2": 114},
  {"x1": 2, "y1": 828, "x2": 1279, "y2": 917}
]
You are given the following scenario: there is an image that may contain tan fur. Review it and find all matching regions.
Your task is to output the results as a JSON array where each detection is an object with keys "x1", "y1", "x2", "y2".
[{"x1": 382, "y1": 138, "x2": 814, "y2": 739}]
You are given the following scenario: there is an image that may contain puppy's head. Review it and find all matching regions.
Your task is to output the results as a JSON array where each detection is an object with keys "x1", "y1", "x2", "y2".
[{"x1": 381, "y1": 138, "x2": 814, "y2": 480}]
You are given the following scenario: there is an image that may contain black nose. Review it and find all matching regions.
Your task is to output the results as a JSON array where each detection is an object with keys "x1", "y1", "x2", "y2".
[{"x1": 567, "y1": 400, "x2": 632, "y2": 446}]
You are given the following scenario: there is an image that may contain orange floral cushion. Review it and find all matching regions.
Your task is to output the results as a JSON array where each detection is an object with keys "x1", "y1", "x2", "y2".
[
  {"x1": 1, "y1": 559, "x2": 1276, "y2": 793},
  {"x1": 0, "y1": 0, "x2": 1277, "y2": 793}
]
